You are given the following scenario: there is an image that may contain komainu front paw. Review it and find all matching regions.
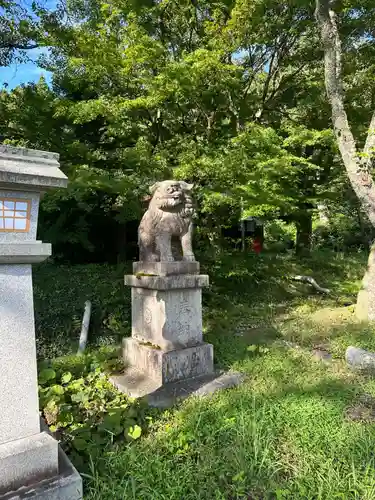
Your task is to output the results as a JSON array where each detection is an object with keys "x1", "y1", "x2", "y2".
[
  {"x1": 183, "y1": 254, "x2": 195, "y2": 262},
  {"x1": 160, "y1": 255, "x2": 174, "y2": 262}
]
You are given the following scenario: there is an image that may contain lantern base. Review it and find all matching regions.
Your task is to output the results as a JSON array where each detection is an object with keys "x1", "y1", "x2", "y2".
[{"x1": 0, "y1": 431, "x2": 82, "y2": 500}]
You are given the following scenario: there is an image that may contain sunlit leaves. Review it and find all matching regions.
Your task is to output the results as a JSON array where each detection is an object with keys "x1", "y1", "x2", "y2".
[{"x1": 1, "y1": 0, "x2": 371, "y2": 255}]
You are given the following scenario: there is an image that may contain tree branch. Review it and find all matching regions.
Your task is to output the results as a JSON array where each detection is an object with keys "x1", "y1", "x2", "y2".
[
  {"x1": 362, "y1": 109, "x2": 375, "y2": 167},
  {"x1": 315, "y1": 0, "x2": 375, "y2": 225},
  {"x1": 0, "y1": 42, "x2": 39, "y2": 50},
  {"x1": 292, "y1": 275, "x2": 330, "y2": 294}
]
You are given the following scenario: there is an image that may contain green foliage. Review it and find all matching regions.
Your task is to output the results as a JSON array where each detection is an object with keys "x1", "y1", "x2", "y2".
[
  {"x1": 312, "y1": 195, "x2": 374, "y2": 252},
  {"x1": 313, "y1": 217, "x2": 367, "y2": 252},
  {"x1": 264, "y1": 220, "x2": 296, "y2": 252},
  {"x1": 0, "y1": 1, "x2": 38, "y2": 67},
  {"x1": 1, "y1": 0, "x2": 375, "y2": 258},
  {"x1": 32, "y1": 251, "x2": 375, "y2": 498},
  {"x1": 33, "y1": 262, "x2": 131, "y2": 358},
  {"x1": 38, "y1": 347, "x2": 151, "y2": 472},
  {"x1": 0, "y1": 0, "x2": 347, "y2": 258}
]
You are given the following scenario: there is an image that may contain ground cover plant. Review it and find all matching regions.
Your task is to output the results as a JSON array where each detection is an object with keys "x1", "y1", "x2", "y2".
[
  {"x1": 37, "y1": 347, "x2": 156, "y2": 473},
  {"x1": 35, "y1": 249, "x2": 375, "y2": 499},
  {"x1": 33, "y1": 262, "x2": 131, "y2": 358}
]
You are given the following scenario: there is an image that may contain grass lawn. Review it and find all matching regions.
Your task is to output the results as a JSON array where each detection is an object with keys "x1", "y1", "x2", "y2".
[{"x1": 35, "y1": 250, "x2": 375, "y2": 499}]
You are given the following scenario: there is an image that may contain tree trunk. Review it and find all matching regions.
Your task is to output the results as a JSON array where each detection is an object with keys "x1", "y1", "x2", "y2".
[
  {"x1": 315, "y1": 0, "x2": 375, "y2": 226},
  {"x1": 356, "y1": 244, "x2": 375, "y2": 321},
  {"x1": 315, "y1": 0, "x2": 375, "y2": 320},
  {"x1": 295, "y1": 213, "x2": 312, "y2": 256},
  {"x1": 355, "y1": 204, "x2": 371, "y2": 250}
]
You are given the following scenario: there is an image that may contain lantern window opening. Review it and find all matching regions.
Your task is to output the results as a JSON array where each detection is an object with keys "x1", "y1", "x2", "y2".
[{"x1": 0, "y1": 199, "x2": 31, "y2": 232}]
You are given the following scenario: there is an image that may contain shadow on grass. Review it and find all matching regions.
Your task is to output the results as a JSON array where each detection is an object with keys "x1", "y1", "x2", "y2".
[
  {"x1": 33, "y1": 250, "x2": 366, "y2": 360},
  {"x1": 201, "y1": 250, "x2": 365, "y2": 304},
  {"x1": 83, "y1": 346, "x2": 375, "y2": 500},
  {"x1": 199, "y1": 250, "x2": 370, "y2": 371}
]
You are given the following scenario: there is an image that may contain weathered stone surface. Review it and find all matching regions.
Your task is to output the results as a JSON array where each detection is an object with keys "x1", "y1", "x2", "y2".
[
  {"x1": 192, "y1": 372, "x2": 245, "y2": 396},
  {"x1": 110, "y1": 369, "x2": 244, "y2": 408},
  {"x1": 1, "y1": 431, "x2": 82, "y2": 500},
  {"x1": 116, "y1": 180, "x2": 245, "y2": 409},
  {"x1": 0, "y1": 419, "x2": 85, "y2": 500},
  {"x1": 125, "y1": 273, "x2": 209, "y2": 290},
  {"x1": 0, "y1": 146, "x2": 59, "y2": 162},
  {"x1": 116, "y1": 179, "x2": 245, "y2": 407},
  {"x1": 0, "y1": 264, "x2": 40, "y2": 445},
  {"x1": 0, "y1": 146, "x2": 67, "y2": 191},
  {"x1": 123, "y1": 337, "x2": 214, "y2": 384},
  {"x1": 138, "y1": 180, "x2": 195, "y2": 262},
  {"x1": 131, "y1": 286, "x2": 203, "y2": 350},
  {"x1": 0, "y1": 243, "x2": 51, "y2": 264},
  {"x1": 133, "y1": 260, "x2": 200, "y2": 276},
  {"x1": 0, "y1": 145, "x2": 81, "y2": 500},
  {"x1": 346, "y1": 345, "x2": 375, "y2": 370},
  {"x1": 0, "y1": 433, "x2": 58, "y2": 495}
]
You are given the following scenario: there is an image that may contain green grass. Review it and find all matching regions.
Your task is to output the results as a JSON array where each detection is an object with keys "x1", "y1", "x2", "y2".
[{"x1": 35, "y1": 250, "x2": 375, "y2": 499}]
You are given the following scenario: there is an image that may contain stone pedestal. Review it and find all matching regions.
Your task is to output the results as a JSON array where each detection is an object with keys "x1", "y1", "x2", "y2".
[
  {"x1": 0, "y1": 146, "x2": 82, "y2": 499},
  {"x1": 111, "y1": 262, "x2": 243, "y2": 407},
  {"x1": 125, "y1": 262, "x2": 213, "y2": 383}
]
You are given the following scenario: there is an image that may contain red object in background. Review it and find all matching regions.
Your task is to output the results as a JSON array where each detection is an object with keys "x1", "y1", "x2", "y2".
[{"x1": 252, "y1": 237, "x2": 263, "y2": 254}]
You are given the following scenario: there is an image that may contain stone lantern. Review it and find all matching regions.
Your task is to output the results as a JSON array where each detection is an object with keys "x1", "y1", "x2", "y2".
[{"x1": 0, "y1": 146, "x2": 82, "y2": 499}]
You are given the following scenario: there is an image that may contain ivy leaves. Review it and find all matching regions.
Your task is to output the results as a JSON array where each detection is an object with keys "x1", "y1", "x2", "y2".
[{"x1": 38, "y1": 355, "x2": 147, "y2": 470}]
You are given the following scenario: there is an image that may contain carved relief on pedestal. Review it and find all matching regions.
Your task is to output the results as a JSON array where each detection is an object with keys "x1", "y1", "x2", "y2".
[{"x1": 144, "y1": 307, "x2": 152, "y2": 325}]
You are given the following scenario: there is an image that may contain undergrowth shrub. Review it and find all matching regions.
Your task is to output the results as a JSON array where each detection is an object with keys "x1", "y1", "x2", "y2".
[
  {"x1": 38, "y1": 347, "x2": 154, "y2": 472},
  {"x1": 263, "y1": 220, "x2": 296, "y2": 252},
  {"x1": 34, "y1": 262, "x2": 132, "y2": 358},
  {"x1": 312, "y1": 213, "x2": 372, "y2": 252}
]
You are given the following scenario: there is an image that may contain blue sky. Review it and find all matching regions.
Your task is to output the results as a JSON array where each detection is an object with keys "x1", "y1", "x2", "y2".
[
  {"x1": 0, "y1": 0, "x2": 55, "y2": 89},
  {"x1": 0, "y1": 48, "x2": 53, "y2": 89}
]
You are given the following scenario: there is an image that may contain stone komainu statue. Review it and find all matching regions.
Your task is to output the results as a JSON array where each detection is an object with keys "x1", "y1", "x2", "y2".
[{"x1": 138, "y1": 180, "x2": 195, "y2": 262}]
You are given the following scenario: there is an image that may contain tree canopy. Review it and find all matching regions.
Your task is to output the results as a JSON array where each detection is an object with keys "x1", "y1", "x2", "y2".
[{"x1": 1, "y1": 0, "x2": 375, "y2": 260}]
